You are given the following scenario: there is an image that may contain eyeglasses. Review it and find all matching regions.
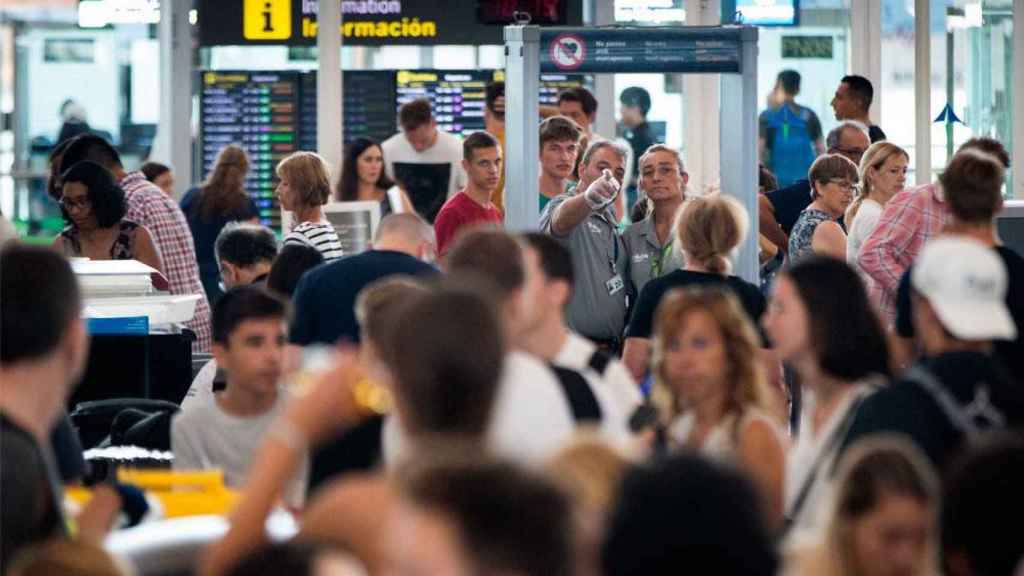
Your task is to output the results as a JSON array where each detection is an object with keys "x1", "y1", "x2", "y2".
[
  {"x1": 832, "y1": 146, "x2": 867, "y2": 157},
  {"x1": 828, "y1": 179, "x2": 860, "y2": 193},
  {"x1": 60, "y1": 196, "x2": 92, "y2": 211}
]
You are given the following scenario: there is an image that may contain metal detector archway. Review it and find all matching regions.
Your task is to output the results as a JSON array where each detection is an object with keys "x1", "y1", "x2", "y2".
[{"x1": 503, "y1": 25, "x2": 760, "y2": 283}]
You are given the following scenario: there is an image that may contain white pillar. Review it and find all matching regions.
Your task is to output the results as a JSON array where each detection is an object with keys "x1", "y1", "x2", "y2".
[
  {"x1": 593, "y1": 0, "x2": 616, "y2": 139},
  {"x1": 317, "y1": 0, "x2": 342, "y2": 171},
  {"x1": 503, "y1": 26, "x2": 541, "y2": 231},
  {"x1": 1014, "y1": 0, "x2": 1023, "y2": 198},
  {"x1": 154, "y1": 0, "x2": 191, "y2": 198},
  {"x1": 914, "y1": 0, "x2": 931, "y2": 185},
  {"x1": 683, "y1": 0, "x2": 721, "y2": 194},
  {"x1": 850, "y1": 0, "x2": 882, "y2": 121}
]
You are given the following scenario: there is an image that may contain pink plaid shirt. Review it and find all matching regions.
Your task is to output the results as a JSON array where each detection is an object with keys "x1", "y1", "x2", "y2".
[
  {"x1": 119, "y1": 172, "x2": 212, "y2": 352},
  {"x1": 858, "y1": 182, "x2": 949, "y2": 326}
]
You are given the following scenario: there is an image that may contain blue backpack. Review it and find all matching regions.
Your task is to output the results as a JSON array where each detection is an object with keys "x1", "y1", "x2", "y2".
[{"x1": 764, "y1": 105, "x2": 816, "y2": 188}]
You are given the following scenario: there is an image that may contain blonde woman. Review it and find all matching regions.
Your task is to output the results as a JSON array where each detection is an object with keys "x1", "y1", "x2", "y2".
[
  {"x1": 846, "y1": 142, "x2": 909, "y2": 271},
  {"x1": 276, "y1": 151, "x2": 344, "y2": 260},
  {"x1": 789, "y1": 154, "x2": 859, "y2": 263},
  {"x1": 622, "y1": 194, "x2": 765, "y2": 383},
  {"x1": 650, "y1": 285, "x2": 786, "y2": 528},
  {"x1": 786, "y1": 436, "x2": 939, "y2": 576}
]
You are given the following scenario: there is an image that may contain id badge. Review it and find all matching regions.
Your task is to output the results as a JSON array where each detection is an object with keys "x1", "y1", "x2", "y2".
[{"x1": 606, "y1": 274, "x2": 625, "y2": 296}]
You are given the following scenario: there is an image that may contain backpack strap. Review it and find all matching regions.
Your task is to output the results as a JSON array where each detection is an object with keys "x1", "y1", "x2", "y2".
[
  {"x1": 587, "y1": 349, "x2": 612, "y2": 377},
  {"x1": 550, "y1": 366, "x2": 603, "y2": 424},
  {"x1": 903, "y1": 365, "x2": 1005, "y2": 441}
]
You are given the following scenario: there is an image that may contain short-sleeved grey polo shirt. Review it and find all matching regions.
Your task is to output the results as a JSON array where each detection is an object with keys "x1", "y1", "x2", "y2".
[
  {"x1": 622, "y1": 215, "x2": 686, "y2": 295},
  {"x1": 540, "y1": 190, "x2": 630, "y2": 341}
]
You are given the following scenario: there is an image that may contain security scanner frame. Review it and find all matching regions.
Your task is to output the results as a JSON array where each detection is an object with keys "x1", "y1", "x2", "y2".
[{"x1": 503, "y1": 24, "x2": 761, "y2": 283}]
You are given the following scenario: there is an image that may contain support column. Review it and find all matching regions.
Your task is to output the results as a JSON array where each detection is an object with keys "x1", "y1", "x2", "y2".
[
  {"x1": 1014, "y1": 0, "x2": 1023, "y2": 198},
  {"x1": 155, "y1": 0, "x2": 191, "y2": 197},
  {"x1": 503, "y1": 25, "x2": 541, "y2": 231},
  {"x1": 914, "y1": 0, "x2": 931, "y2": 185},
  {"x1": 850, "y1": 0, "x2": 882, "y2": 121},
  {"x1": 720, "y1": 27, "x2": 760, "y2": 284},
  {"x1": 317, "y1": 0, "x2": 342, "y2": 171},
  {"x1": 592, "y1": 0, "x2": 616, "y2": 139},
  {"x1": 684, "y1": 0, "x2": 720, "y2": 194}
]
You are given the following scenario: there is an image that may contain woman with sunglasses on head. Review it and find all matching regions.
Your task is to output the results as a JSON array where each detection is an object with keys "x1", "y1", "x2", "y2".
[
  {"x1": 846, "y1": 142, "x2": 909, "y2": 275},
  {"x1": 54, "y1": 160, "x2": 163, "y2": 273},
  {"x1": 789, "y1": 154, "x2": 860, "y2": 263}
]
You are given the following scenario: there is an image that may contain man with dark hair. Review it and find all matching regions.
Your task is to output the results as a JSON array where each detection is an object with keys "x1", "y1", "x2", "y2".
[
  {"x1": 558, "y1": 86, "x2": 600, "y2": 141},
  {"x1": 860, "y1": 137, "x2": 1011, "y2": 326},
  {"x1": 172, "y1": 285, "x2": 309, "y2": 506},
  {"x1": 58, "y1": 134, "x2": 212, "y2": 352},
  {"x1": 520, "y1": 233, "x2": 641, "y2": 415},
  {"x1": 602, "y1": 453, "x2": 778, "y2": 576},
  {"x1": 843, "y1": 237, "x2": 1024, "y2": 470},
  {"x1": 215, "y1": 223, "x2": 279, "y2": 290},
  {"x1": 538, "y1": 116, "x2": 583, "y2": 210},
  {"x1": 1, "y1": 245, "x2": 109, "y2": 569},
  {"x1": 759, "y1": 70, "x2": 825, "y2": 188},
  {"x1": 542, "y1": 139, "x2": 630, "y2": 353},
  {"x1": 391, "y1": 457, "x2": 573, "y2": 576},
  {"x1": 618, "y1": 86, "x2": 656, "y2": 188},
  {"x1": 382, "y1": 98, "x2": 466, "y2": 221},
  {"x1": 433, "y1": 131, "x2": 504, "y2": 258},
  {"x1": 762, "y1": 121, "x2": 871, "y2": 238},
  {"x1": 832, "y1": 75, "x2": 886, "y2": 142},
  {"x1": 289, "y1": 213, "x2": 438, "y2": 351}
]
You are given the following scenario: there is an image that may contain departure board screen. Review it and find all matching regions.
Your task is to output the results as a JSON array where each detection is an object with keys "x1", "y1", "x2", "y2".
[
  {"x1": 200, "y1": 71, "x2": 299, "y2": 229},
  {"x1": 298, "y1": 70, "x2": 398, "y2": 152},
  {"x1": 395, "y1": 70, "x2": 490, "y2": 137}
]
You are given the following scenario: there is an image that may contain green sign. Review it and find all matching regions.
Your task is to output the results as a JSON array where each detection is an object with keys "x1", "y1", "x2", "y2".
[{"x1": 781, "y1": 36, "x2": 833, "y2": 59}]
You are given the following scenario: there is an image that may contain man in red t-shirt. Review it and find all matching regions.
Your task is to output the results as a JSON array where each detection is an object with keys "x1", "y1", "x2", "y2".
[{"x1": 434, "y1": 131, "x2": 504, "y2": 258}]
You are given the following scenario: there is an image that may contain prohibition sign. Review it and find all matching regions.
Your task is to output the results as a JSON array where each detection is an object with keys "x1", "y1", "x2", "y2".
[{"x1": 549, "y1": 33, "x2": 586, "y2": 71}]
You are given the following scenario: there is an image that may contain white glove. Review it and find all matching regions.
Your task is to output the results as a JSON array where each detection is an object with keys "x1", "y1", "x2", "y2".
[{"x1": 583, "y1": 169, "x2": 620, "y2": 211}]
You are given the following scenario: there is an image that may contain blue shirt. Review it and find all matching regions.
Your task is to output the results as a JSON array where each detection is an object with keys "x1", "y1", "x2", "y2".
[
  {"x1": 180, "y1": 188, "x2": 258, "y2": 303},
  {"x1": 289, "y1": 250, "x2": 438, "y2": 346}
]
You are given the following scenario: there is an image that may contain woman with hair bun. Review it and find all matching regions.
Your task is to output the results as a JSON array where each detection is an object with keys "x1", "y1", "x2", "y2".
[{"x1": 623, "y1": 194, "x2": 766, "y2": 382}]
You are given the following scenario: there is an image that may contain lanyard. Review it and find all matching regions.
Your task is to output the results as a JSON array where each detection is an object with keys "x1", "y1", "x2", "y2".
[{"x1": 650, "y1": 239, "x2": 674, "y2": 279}]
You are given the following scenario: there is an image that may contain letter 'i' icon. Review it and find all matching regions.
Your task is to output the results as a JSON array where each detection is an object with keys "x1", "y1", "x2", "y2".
[
  {"x1": 244, "y1": 0, "x2": 291, "y2": 40},
  {"x1": 262, "y1": 1, "x2": 273, "y2": 32}
]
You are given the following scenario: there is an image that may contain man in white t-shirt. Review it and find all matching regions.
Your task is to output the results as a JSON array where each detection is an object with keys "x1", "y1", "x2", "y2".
[
  {"x1": 171, "y1": 286, "x2": 308, "y2": 506},
  {"x1": 520, "y1": 232, "x2": 641, "y2": 429},
  {"x1": 382, "y1": 98, "x2": 467, "y2": 223}
]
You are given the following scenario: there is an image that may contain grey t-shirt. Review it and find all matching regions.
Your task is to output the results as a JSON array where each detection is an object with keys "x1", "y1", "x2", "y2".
[
  {"x1": 171, "y1": 388, "x2": 308, "y2": 506},
  {"x1": 621, "y1": 215, "x2": 685, "y2": 296},
  {"x1": 540, "y1": 190, "x2": 630, "y2": 341}
]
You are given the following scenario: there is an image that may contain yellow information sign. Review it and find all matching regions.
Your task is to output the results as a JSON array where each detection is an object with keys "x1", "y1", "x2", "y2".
[{"x1": 244, "y1": 0, "x2": 292, "y2": 40}]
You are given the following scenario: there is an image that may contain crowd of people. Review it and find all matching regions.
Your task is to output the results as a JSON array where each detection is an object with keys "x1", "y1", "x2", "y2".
[{"x1": 2, "y1": 70, "x2": 1023, "y2": 576}]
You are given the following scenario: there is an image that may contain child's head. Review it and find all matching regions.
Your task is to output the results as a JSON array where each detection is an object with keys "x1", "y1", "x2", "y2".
[{"x1": 212, "y1": 286, "x2": 288, "y2": 395}]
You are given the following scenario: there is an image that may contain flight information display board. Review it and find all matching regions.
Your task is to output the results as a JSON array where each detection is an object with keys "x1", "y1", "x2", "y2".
[
  {"x1": 200, "y1": 71, "x2": 299, "y2": 229},
  {"x1": 298, "y1": 70, "x2": 397, "y2": 152}
]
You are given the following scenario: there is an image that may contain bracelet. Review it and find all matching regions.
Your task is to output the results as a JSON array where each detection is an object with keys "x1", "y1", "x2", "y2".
[
  {"x1": 267, "y1": 418, "x2": 309, "y2": 454},
  {"x1": 352, "y1": 378, "x2": 392, "y2": 417}
]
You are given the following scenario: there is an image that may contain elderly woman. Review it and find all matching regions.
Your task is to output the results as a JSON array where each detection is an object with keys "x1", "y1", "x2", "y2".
[
  {"x1": 788, "y1": 154, "x2": 859, "y2": 263},
  {"x1": 621, "y1": 144, "x2": 687, "y2": 295},
  {"x1": 54, "y1": 160, "x2": 163, "y2": 273}
]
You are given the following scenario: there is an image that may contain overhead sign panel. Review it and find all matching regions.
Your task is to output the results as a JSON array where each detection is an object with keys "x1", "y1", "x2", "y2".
[
  {"x1": 538, "y1": 27, "x2": 749, "y2": 74},
  {"x1": 198, "y1": 0, "x2": 582, "y2": 46}
]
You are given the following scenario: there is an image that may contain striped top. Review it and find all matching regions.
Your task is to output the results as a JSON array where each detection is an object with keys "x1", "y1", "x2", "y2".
[{"x1": 284, "y1": 221, "x2": 344, "y2": 261}]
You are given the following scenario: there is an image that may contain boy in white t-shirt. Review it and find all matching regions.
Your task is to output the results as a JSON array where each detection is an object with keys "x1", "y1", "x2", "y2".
[{"x1": 171, "y1": 285, "x2": 308, "y2": 506}]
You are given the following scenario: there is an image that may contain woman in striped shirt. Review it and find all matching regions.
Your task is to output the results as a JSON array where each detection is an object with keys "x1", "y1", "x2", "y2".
[{"x1": 276, "y1": 151, "x2": 344, "y2": 261}]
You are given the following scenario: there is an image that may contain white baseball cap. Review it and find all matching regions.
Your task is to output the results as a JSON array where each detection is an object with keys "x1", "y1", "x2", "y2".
[{"x1": 911, "y1": 237, "x2": 1017, "y2": 341}]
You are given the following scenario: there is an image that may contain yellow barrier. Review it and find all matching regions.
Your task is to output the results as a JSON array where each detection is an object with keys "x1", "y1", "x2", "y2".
[{"x1": 66, "y1": 469, "x2": 241, "y2": 518}]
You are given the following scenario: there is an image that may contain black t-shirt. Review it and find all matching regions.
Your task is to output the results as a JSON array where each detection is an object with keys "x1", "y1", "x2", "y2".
[
  {"x1": 766, "y1": 180, "x2": 813, "y2": 236},
  {"x1": 896, "y1": 246, "x2": 1024, "y2": 384},
  {"x1": 625, "y1": 269, "x2": 766, "y2": 340},
  {"x1": 869, "y1": 124, "x2": 887, "y2": 143},
  {"x1": 290, "y1": 250, "x2": 438, "y2": 346},
  {"x1": 623, "y1": 122, "x2": 657, "y2": 179},
  {"x1": 1, "y1": 414, "x2": 66, "y2": 570},
  {"x1": 841, "y1": 351, "x2": 1024, "y2": 469}
]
